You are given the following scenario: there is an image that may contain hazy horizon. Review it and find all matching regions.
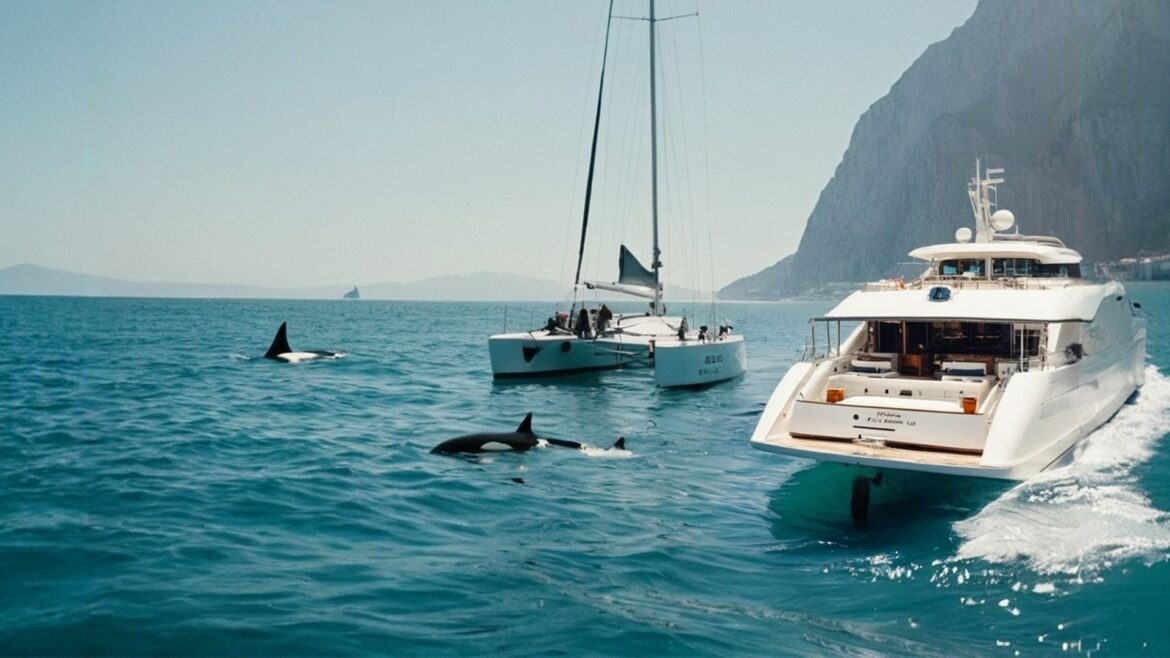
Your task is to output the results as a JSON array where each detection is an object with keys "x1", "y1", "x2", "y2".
[{"x1": 1, "y1": 0, "x2": 975, "y2": 290}]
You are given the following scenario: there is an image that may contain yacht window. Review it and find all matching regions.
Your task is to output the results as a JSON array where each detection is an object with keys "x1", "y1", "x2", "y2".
[
  {"x1": 992, "y1": 258, "x2": 1081, "y2": 279},
  {"x1": 938, "y1": 259, "x2": 985, "y2": 278}
]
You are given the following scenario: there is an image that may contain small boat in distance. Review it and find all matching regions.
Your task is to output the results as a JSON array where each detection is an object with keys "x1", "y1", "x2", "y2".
[
  {"x1": 750, "y1": 161, "x2": 1146, "y2": 481},
  {"x1": 343, "y1": 285, "x2": 360, "y2": 300},
  {"x1": 488, "y1": 0, "x2": 746, "y2": 387}
]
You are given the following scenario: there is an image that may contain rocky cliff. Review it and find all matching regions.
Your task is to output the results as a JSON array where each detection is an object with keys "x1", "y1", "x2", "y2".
[{"x1": 722, "y1": 0, "x2": 1170, "y2": 299}]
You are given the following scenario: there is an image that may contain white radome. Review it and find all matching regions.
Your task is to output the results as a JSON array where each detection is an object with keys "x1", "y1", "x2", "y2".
[{"x1": 990, "y1": 209, "x2": 1016, "y2": 231}]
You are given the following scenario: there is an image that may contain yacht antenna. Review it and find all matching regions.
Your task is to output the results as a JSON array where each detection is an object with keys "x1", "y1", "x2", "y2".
[{"x1": 968, "y1": 159, "x2": 1005, "y2": 243}]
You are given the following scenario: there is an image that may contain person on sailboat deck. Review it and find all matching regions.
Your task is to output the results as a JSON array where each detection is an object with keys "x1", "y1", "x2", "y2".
[
  {"x1": 575, "y1": 307, "x2": 591, "y2": 339},
  {"x1": 545, "y1": 316, "x2": 567, "y2": 334},
  {"x1": 597, "y1": 304, "x2": 613, "y2": 333},
  {"x1": 677, "y1": 316, "x2": 689, "y2": 341}
]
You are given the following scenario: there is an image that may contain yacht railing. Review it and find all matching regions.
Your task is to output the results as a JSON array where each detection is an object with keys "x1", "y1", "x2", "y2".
[
  {"x1": 802, "y1": 318, "x2": 849, "y2": 362},
  {"x1": 863, "y1": 276, "x2": 1077, "y2": 292}
]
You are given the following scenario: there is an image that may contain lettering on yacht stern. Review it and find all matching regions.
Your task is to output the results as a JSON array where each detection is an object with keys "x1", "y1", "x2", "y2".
[{"x1": 853, "y1": 410, "x2": 917, "y2": 432}]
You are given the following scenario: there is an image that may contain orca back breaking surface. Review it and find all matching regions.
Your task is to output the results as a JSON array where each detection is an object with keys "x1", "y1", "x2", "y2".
[
  {"x1": 263, "y1": 322, "x2": 344, "y2": 362},
  {"x1": 265, "y1": 322, "x2": 294, "y2": 359},
  {"x1": 431, "y1": 413, "x2": 539, "y2": 455},
  {"x1": 431, "y1": 413, "x2": 626, "y2": 455}
]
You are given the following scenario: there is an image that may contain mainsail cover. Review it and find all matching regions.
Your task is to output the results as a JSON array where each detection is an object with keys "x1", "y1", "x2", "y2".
[{"x1": 618, "y1": 245, "x2": 655, "y2": 288}]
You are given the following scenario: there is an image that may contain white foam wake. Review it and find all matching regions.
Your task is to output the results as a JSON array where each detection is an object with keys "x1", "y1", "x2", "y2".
[
  {"x1": 579, "y1": 445, "x2": 635, "y2": 459},
  {"x1": 534, "y1": 439, "x2": 634, "y2": 458},
  {"x1": 953, "y1": 365, "x2": 1170, "y2": 577}
]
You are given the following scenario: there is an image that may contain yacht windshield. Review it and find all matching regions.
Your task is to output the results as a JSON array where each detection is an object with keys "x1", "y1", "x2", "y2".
[{"x1": 938, "y1": 259, "x2": 986, "y2": 277}]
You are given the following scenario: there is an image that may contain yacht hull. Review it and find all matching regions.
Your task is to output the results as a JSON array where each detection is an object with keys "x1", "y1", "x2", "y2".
[
  {"x1": 488, "y1": 314, "x2": 684, "y2": 379},
  {"x1": 653, "y1": 335, "x2": 747, "y2": 387},
  {"x1": 488, "y1": 332, "x2": 650, "y2": 379},
  {"x1": 751, "y1": 325, "x2": 1146, "y2": 480}
]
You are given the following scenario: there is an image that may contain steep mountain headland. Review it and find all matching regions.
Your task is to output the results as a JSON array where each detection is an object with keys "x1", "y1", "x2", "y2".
[{"x1": 723, "y1": 0, "x2": 1170, "y2": 299}]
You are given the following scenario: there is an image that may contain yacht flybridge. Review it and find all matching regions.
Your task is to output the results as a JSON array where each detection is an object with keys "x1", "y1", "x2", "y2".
[
  {"x1": 750, "y1": 162, "x2": 1146, "y2": 480},
  {"x1": 488, "y1": 0, "x2": 746, "y2": 388}
]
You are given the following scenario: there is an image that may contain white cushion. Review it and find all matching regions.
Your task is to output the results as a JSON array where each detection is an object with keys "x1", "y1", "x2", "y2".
[
  {"x1": 941, "y1": 361, "x2": 986, "y2": 376},
  {"x1": 851, "y1": 359, "x2": 892, "y2": 373}
]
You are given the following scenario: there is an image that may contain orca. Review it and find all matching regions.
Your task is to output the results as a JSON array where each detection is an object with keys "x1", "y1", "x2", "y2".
[
  {"x1": 264, "y1": 322, "x2": 344, "y2": 363},
  {"x1": 431, "y1": 413, "x2": 625, "y2": 455}
]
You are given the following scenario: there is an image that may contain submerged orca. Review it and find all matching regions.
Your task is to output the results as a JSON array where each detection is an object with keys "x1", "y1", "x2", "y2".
[
  {"x1": 264, "y1": 322, "x2": 344, "y2": 363},
  {"x1": 850, "y1": 472, "x2": 884, "y2": 530},
  {"x1": 431, "y1": 413, "x2": 625, "y2": 455}
]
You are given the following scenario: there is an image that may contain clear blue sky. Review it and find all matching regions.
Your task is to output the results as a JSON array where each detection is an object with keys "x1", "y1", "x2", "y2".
[{"x1": 0, "y1": 0, "x2": 975, "y2": 289}]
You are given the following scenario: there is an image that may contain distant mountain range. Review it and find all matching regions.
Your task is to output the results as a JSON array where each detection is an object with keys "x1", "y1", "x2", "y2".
[
  {"x1": 722, "y1": 0, "x2": 1170, "y2": 299},
  {"x1": 0, "y1": 264, "x2": 707, "y2": 302}
]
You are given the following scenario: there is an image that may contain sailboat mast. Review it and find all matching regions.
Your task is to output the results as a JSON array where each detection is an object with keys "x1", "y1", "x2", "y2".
[{"x1": 649, "y1": 0, "x2": 662, "y2": 315}]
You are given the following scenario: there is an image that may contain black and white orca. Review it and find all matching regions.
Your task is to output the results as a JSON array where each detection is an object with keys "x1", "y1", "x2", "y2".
[
  {"x1": 264, "y1": 322, "x2": 345, "y2": 363},
  {"x1": 431, "y1": 413, "x2": 625, "y2": 455}
]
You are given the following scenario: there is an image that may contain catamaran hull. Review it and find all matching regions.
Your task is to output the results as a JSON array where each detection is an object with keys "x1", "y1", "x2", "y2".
[
  {"x1": 653, "y1": 336, "x2": 747, "y2": 387},
  {"x1": 488, "y1": 332, "x2": 651, "y2": 379},
  {"x1": 750, "y1": 329, "x2": 1146, "y2": 480}
]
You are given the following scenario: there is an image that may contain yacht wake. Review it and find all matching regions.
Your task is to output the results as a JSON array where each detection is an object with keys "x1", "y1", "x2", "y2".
[{"x1": 953, "y1": 366, "x2": 1170, "y2": 577}]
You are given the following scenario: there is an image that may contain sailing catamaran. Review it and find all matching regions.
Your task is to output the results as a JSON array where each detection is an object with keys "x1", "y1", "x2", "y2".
[{"x1": 488, "y1": 0, "x2": 745, "y2": 387}]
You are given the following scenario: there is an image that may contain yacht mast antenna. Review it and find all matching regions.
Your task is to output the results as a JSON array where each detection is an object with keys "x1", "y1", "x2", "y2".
[{"x1": 968, "y1": 159, "x2": 1005, "y2": 243}]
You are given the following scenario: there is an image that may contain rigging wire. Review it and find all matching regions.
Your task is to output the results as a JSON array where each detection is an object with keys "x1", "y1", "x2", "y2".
[
  {"x1": 696, "y1": 6, "x2": 720, "y2": 325},
  {"x1": 615, "y1": 17, "x2": 649, "y2": 261},
  {"x1": 663, "y1": 2, "x2": 700, "y2": 308},
  {"x1": 572, "y1": 0, "x2": 618, "y2": 306},
  {"x1": 559, "y1": 2, "x2": 611, "y2": 298}
]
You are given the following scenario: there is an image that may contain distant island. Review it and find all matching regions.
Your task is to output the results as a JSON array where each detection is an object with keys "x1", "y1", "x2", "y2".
[
  {"x1": 0, "y1": 263, "x2": 710, "y2": 302},
  {"x1": 0, "y1": 263, "x2": 564, "y2": 301}
]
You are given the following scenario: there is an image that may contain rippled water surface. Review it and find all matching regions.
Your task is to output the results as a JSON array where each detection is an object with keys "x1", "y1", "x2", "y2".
[{"x1": 2, "y1": 289, "x2": 1169, "y2": 656}]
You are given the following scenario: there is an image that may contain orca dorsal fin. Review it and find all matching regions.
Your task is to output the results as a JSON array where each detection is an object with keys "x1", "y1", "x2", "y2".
[
  {"x1": 516, "y1": 412, "x2": 534, "y2": 434},
  {"x1": 265, "y1": 322, "x2": 293, "y2": 358},
  {"x1": 612, "y1": 437, "x2": 626, "y2": 450}
]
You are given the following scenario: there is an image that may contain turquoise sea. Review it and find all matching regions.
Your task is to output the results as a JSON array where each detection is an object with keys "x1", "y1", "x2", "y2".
[{"x1": 2, "y1": 287, "x2": 1169, "y2": 657}]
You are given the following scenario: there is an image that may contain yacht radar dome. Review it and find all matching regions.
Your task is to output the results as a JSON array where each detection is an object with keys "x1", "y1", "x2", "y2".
[
  {"x1": 990, "y1": 209, "x2": 1015, "y2": 232},
  {"x1": 955, "y1": 227, "x2": 973, "y2": 243}
]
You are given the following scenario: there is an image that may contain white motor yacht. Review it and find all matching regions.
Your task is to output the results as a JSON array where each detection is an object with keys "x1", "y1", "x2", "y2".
[
  {"x1": 750, "y1": 162, "x2": 1146, "y2": 480},
  {"x1": 488, "y1": 0, "x2": 746, "y2": 387}
]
